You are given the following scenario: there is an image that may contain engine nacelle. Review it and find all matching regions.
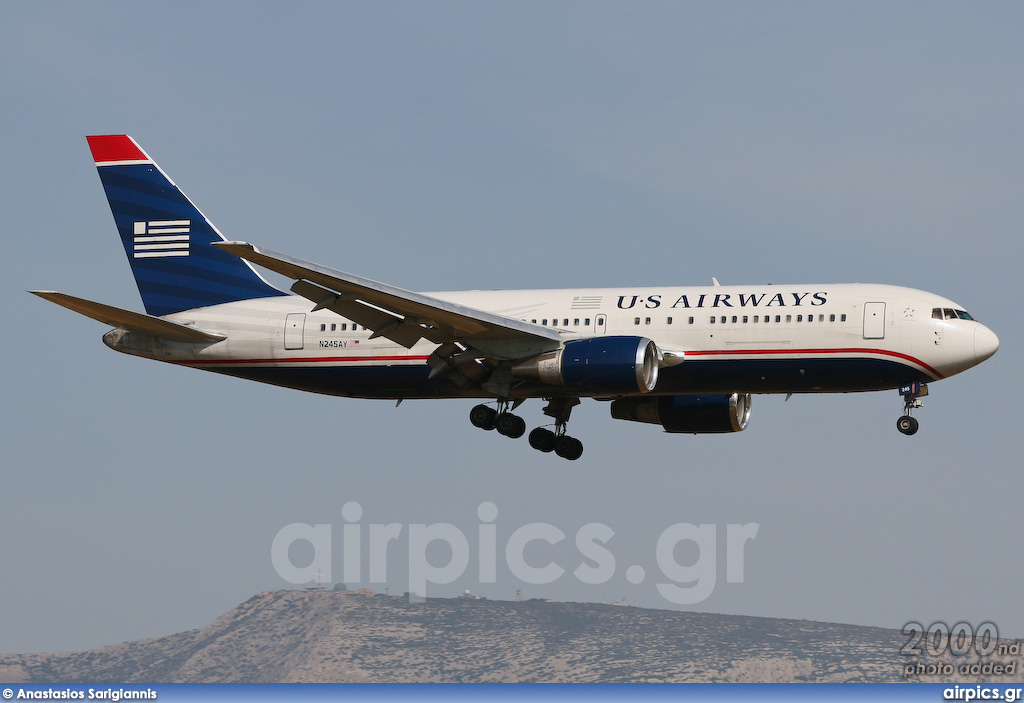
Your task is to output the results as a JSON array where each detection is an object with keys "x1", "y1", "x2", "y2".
[
  {"x1": 610, "y1": 393, "x2": 752, "y2": 433},
  {"x1": 511, "y1": 336, "x2": 660, "y2": 394}
]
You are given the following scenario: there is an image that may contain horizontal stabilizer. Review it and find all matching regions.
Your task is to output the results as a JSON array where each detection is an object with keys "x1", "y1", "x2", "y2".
[{"x1": 28, "y1": 291, "x2": 225, "y2": 343}]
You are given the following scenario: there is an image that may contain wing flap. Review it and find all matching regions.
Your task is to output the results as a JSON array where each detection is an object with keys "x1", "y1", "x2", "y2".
[
  {"x1": 29, "y1": 291, "x2": 225, "y2": 343},
  {"x1": 214, "y1": 241, "x2": 562, "y2": 353},
  {"x1": 290, "y1": 279, "x2": 427, "y2": 349}
]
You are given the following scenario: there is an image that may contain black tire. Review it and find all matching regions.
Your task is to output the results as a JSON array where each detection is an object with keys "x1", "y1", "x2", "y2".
[
  {"x1": 554, "y1": 436, "x2": 584, "y2": 461},
  {"x1": 896, "y1": 415, "x2": 919, "y2": 435},
  {"x1": 512, "y1": 415, "x2": 527, "y2": 439},
  {"x1": 496, "y1": 413, "x2": 526, "y2": 439},
  {"x1": 528, "y1": 427, "x2": 556, "y2": 452},
  {"x1": 470, "y1": 404, "x2": 497, "y2": 430}
]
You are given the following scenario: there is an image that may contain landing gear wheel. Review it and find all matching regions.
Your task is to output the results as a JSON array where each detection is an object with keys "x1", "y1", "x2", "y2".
[
  {"x1": 496, "y1": 412, "x2": 526, "y2": 439},
  {"x1": 528, "y1": 427, "x2": 556, "y2": 452},
  {"x1": 554, "y1": 436, "x2": 584, "y2": 461},
  {"x1": 470, "y1": 404, "x2": 497, "y2": 430},
  {"x1": 896, "y1": 415, "x2": 919, "y2": 436}
]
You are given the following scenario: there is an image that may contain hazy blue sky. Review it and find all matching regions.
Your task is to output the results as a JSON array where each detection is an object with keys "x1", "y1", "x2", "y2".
[{"x1": 2, "y1": 2, "x2": 1022, "y2": 655}]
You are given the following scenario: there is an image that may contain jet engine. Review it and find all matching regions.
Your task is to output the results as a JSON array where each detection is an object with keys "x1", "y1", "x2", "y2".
[
  {"x1": 511, "y1": 336, "x2": 660, "y2": 394},
  {"x1": 610, "y1": 393, "x2": 751, "y2": 433}
]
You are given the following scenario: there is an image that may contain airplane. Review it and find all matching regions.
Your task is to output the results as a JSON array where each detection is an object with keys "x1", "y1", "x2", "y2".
[{"x1": 31, "y1": 135, "x2": 999, "y2": 460}]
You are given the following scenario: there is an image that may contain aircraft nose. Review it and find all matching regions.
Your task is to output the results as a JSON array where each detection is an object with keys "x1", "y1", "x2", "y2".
[{"x1": 974, "y1": 325, "x2": 999, "y2": 364}]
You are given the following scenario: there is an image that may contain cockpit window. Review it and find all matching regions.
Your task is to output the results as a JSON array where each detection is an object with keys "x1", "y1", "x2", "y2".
[{"x1": 932, "y1": 307, "x2": 976, "y2": 321}]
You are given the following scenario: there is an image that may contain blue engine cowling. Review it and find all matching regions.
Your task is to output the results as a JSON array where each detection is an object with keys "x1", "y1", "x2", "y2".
[
  {"x1": 610, "y1": 393, "x2": 751, "y2": 433},
  {"x1": 511, "y1": 336, "x2": 660, "y2": 394}
]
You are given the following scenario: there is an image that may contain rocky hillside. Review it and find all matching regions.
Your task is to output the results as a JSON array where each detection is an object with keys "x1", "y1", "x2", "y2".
[{"x1": 0, "y1": 590, "x2": 1012, "y2": 683}]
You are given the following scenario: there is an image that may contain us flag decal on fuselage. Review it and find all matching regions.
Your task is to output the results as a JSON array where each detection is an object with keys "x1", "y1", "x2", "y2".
[
  {"x1": 133, "y1": 220, "x2": 190, "y2": 258},
  {"x1": 571, "y1": 295, "x2": 603, "y2": 309}
]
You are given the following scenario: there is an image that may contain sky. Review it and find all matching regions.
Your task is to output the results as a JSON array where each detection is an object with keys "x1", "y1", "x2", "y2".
[{"x1": 1, "y1": 2, "x2": 1022, "y2": 655}]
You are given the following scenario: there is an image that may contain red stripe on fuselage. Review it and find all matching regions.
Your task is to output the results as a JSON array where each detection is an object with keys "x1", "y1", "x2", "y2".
[
  {"x1": 172, "y1": 347, "x2": 942, "y2": 379},
  {"x1": 174, "y1": 354, "x2": 431, "y2": 366}
]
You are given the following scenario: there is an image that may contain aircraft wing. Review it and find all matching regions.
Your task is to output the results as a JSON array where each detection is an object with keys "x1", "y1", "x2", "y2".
[
  {"x1": 212, "y1": 242, "x2": 562, "y2": 358},
  {"x1": 29, "y1": 291, "x2": 226, "y2": 343}
]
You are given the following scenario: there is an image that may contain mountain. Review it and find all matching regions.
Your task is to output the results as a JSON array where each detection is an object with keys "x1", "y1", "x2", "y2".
[{"x1": 0, "y1": 590, "x2": 1014, "y2": 683}]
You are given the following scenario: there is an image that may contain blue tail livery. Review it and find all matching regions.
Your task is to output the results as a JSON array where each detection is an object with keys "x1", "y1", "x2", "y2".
[{"x1": 87, "y1": 135, "x2": 285, "y2": 316}]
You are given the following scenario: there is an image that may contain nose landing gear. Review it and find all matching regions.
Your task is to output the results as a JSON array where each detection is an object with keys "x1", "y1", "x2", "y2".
[
  {"x1": 896, "y1": 414, "x2": 919, "y2": 435},
  {"x1": 896, "y1": 382, "x2": 928, "y2": 436}
]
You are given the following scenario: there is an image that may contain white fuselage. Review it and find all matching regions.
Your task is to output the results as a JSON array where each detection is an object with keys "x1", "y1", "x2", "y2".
[{"x1": 104, "y1": 282, "x2": 998, "y2": 400}]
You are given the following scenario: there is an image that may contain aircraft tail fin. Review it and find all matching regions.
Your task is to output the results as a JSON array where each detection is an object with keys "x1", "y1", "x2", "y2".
[{"x1": 86, "y1": 135, "x2": 286, "y2": 317}]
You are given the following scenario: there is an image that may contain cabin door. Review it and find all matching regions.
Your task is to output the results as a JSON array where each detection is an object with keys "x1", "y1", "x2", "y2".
[
  {"x1": 863, "y1": 302, "x2": 885, "y2": 339},
  {"x1": 284, "y1": 313, "x2": 306, "y2": 350}
]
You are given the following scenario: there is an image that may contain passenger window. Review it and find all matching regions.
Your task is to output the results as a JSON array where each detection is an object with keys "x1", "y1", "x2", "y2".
[
  {"x1": 829, "y1": 314, "x2": 835, "y2": 322},
  {"x1": 797, "y1": 315, "x2": 803, "y2": 322},
  {"x1": 841, "y1": 314, "x2": 847, "y2": 322},
  {"x1": 688, "y1": 317, "x2": 694, "y2": 324},
  {"x1": 721, "y1": 316, "x2": 727, "y2": 324},
  {"x1": 320, "y1": 324, "x2": 326, "y2": 332},
  {"x1": 645, "y1": 317, "x2": 651, "y2": 325},
  {"x1": 542, "y1": 319, "x2": 548, "y2": 325},
  {"x1": 710, "y1": 316, "x2": 716, "y2": 324},
  {"x1": 667, "y1": 317, "x2": 673, "y2": 325},
  {"x1": 635, "y1": 317, "x2": 641, "y2": 325},
  {"x1": 584, "y1": 318, "x2": 591, "y2": 326},
  {"x1": 775, "y1": 315, "x2": 781, "y2": 323},
  {"x1": 742, "y1": 316, "x2": 748, "y2": 323},
  {"x1": 786, "y1": 315, "x2": 792, "y2": 323},
  {"x1": 574, "y1": 318, "x2": 580, "y2": 326},
  {"x1": 563, "y1": 319, "x2": 569, "y2": 326}
]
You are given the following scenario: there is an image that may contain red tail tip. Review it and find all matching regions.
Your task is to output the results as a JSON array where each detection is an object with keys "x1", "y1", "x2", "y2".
[{"x1": 86, "y1": 135, "x2": 149, "y2": 164}]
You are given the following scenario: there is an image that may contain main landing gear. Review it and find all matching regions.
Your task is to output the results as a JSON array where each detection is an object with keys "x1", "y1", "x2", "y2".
[
  {"x1": 896, "y1": 382, "x2": 928, "y2": 436},
  {"x1": 469, "y1": 397, "x2": 584, "y2": 460},
  {"x1": 469, "y1": 401, "x2": 526, "y2": 438}
]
